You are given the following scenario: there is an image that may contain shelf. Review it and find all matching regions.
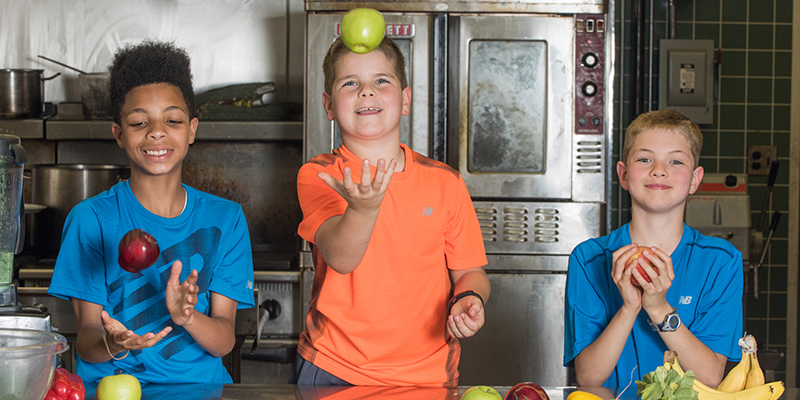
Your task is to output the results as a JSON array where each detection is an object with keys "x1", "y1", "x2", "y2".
[
  {"x1": 0, "y1": 119, "x2": 45, "y2": 139},
  {"x1": 1, "y1": 118, "x2": 303, "y2": 141},
  {"x1": 46, "y1": 119, "x2": 113, "y2": 140},
  {"x1": 195, "y1": 120, "x2": 303, "y2": 141}
]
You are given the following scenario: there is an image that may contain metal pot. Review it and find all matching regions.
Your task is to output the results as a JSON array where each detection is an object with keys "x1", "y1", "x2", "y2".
[
  {"x1": 29, "y1": 164, "x2": 130, "y2": 258},
  {"x1": 0, "y1": 69, "x2": 60, "y2": 119},
  {"x1": 79, "y1": 72, "x2": 111, "y2": 120}
]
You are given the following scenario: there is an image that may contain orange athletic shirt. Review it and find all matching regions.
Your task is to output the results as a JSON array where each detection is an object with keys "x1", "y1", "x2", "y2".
[{"x1": 296, "y1": 144, "x2": 488, "y2": 387}]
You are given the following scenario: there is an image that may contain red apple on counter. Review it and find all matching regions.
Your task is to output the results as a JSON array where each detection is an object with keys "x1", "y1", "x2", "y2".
[
  {"x1": 462, "y1": 386, "x2": 503, "y2": 400},
  {"x1": 505, "y1": 382, "x2": 549, "y2": 400},
  {"x1": 625, "y1": 246, "x2": 658, "y2": 286},
  {"x1": 118, "y1": 229, "x2": 160, "y2": 273}
]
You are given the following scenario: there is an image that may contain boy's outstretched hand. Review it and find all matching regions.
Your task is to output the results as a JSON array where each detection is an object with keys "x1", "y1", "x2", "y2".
[
  {"x1": 447, "y1": 296, "x2": 485, "y2": 339},
  {"x1": 318, "y1": 158, "x2": 397, "y2": 214},
  {"x1": 101, "y1": 310, "x2": 172, "y2": 352},
  {"x1": 166, "y1": 260, "x2": 199, "y2": 326}
]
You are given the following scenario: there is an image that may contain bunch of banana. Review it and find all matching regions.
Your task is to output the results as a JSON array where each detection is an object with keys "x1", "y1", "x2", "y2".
[
  {"x1": 717, "y1": 334, "x2": 765, "y2": 392},
  {"x1": 662, "y1": 351, "x2": 784, "y2": 400}
]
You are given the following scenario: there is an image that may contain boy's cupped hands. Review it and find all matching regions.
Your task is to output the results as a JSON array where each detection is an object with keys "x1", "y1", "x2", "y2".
[
  {"x1": 166, "y1": 260, "x2": 199, "y2": 326},
  {"x1": 611, "y1": 244, "x2": 675, "y2": 311}
]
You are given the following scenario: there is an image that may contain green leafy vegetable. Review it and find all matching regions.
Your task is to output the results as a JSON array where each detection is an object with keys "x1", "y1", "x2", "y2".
[{"x1": 636, "y1": 366, "x2": 699, "y2": 400}]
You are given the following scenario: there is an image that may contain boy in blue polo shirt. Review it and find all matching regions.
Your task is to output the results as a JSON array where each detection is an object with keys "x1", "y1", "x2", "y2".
[{"x1": 564, "y1": 110, "x2": 742, "y2": 388}]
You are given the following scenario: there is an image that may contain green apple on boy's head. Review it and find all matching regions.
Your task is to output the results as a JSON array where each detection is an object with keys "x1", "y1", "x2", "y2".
[{"x1": 340, "y1": 8, "x2": 386, "y2": 54}]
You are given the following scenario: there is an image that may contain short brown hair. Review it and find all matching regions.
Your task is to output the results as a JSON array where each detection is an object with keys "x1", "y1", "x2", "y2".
[
  {"x1": 322, "y1": 36, "x2": 408, "y2": 95},
  {"x1": 622, "y1": 110, "x2": 703, "y2": 168}
]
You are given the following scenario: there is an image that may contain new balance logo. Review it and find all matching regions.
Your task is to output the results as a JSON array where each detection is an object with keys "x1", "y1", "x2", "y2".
[
  {"x1": 421, "y1": 207, "x2": 433, "y2": 216},
  {"x1": 679, "y1": 296, "x2": 692, "y2": 305}
]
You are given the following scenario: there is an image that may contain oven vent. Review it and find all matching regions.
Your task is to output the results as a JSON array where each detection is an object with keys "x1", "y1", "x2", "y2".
[
  {"x1": 476, "y1": 206, "x2": 498, "y2": 242},
  {"x1": 533, "y1": 207, "x2": 560, "y2": 242},
  {"x1": 502, "y1": 207, "x2": 529, "y2": 243},
  {"x1": 475, "y1": 206, "x2": 565, "y2": 244},
  {"x1": 576, "y1": 140, "x2": 603, "y2": 174},
  {"x1": 254, "y1": 282, "x2": 293, "y2": 293}
]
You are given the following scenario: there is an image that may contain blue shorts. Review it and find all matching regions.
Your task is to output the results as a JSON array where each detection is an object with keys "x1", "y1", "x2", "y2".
[{"x1": 288, "y1": 354, "x2": 352, "y2": 386}]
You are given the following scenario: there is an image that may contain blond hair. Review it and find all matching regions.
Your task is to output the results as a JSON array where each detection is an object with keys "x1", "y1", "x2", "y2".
[
  {"x1": 622, "y1": 110, "x2": 703, "y2": 168},
  {"x1": 322, "y1": 36, "x2": 408, "y2": 95}
]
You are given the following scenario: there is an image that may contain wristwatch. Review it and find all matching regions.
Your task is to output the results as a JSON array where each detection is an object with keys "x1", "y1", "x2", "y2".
[{"x1": 648, "y1": 307, "x2": 681, "y2": 332}]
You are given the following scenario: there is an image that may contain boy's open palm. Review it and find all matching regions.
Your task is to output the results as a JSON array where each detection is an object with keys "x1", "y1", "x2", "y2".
[
  {"x1": 101, "y1": 310, "x2": 172, "y2": 351},
  {"x1": 166, "y1": 260, "x2": 199, "y2": 326},
  {"x1": 318, "y1": 158, "x2": 397, "y2": 214}
]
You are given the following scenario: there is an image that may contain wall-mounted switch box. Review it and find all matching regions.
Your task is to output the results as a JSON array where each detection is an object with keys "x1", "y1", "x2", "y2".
[
  {"x1": 659, "y1": 39, "x2": 714, "y2": 124},
  {"x1": 748, "y1": 145, "x2": 777, "y2": 175}
]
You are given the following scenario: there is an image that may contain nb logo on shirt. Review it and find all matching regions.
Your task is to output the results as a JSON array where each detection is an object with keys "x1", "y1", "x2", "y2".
[
  {"x1": 679, "y1": 296, "x2": 692, "y2": 305},
  {"x1": 421, "y1": 207, "x2": 433, "y2": 216}
]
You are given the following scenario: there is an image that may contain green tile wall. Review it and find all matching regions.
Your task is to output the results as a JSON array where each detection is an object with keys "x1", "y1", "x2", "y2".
[{"x1": 612, "y1": 0, "x2": 792, "y2": 382}]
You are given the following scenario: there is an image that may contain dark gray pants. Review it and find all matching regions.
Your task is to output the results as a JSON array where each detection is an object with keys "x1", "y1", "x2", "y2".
[{"x1": 288, "y1": 354, "x2": 352, "y2": 386}]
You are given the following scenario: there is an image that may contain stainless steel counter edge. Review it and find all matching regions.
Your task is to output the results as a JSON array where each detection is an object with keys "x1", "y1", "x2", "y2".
[{"x1": 0, "y1": 120, "x2": 303, "y2": 141}]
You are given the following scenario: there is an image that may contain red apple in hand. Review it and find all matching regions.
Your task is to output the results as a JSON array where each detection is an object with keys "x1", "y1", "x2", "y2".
[
  {"x1": 505, "y1": 382, "x2": 549, "y2": 400},
  {"x1": 118, "y1": 229, "x2": 160, "y2": 273},
  {"x1": 625, "y1": 246, "x2": 658, "y2": 286}
]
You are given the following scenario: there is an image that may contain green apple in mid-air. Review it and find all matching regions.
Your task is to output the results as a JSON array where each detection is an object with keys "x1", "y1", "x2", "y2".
[
  {"x1": 340, "y1": 8, "x2": 386, "y2": 54},
  {"x1": 462, "y1": 385, "x2": 504, "y2": 400},
  {"x1": 96, "y1": 373, "x2": 141, "y2": 400}
]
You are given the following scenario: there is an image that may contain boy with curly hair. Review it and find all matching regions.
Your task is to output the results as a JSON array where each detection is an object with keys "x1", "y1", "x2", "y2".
[{"x1": 49, "y1": 39, "x2": 255, "y2": 384}]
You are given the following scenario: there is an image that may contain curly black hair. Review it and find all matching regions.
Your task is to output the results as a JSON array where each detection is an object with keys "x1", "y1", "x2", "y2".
[{"x1": 108, "y1": 39, "x2": 195, "y2": 124}]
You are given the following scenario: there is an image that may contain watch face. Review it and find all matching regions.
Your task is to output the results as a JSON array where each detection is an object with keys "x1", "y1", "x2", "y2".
[{"x1": 665, "y1": 314, "x2": 681, "y2": 330}]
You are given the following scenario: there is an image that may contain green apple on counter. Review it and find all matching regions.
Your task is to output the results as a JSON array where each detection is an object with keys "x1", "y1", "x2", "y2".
[
  {"x1": 462, "y1": 385, "x2": 503, "y2": 400},
  {"x1": 96, "y1": 373, "x2": 141, "y2": 400},
  {"x1": 340, "y1": 8, "x2": 385, "y2": 54}
]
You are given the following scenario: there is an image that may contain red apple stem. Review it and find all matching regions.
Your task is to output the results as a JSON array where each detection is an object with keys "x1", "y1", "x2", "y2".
[{"x1": 616, "y1": 365, "x2": 638, "y2": 400}]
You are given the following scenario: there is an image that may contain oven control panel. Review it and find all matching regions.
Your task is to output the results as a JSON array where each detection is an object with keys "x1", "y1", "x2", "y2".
[{"x1": 575, "y1": 14, "x2": 606, "y2": 135}]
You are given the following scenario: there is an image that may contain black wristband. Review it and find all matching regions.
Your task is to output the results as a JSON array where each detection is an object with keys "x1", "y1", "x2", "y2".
[{"x1": 448, "y1": 290, "x2": 484, "y2": 314}]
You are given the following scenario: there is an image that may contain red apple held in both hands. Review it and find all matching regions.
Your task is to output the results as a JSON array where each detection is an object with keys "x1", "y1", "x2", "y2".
[
  {"x1": 118, "y1": 229, "x2": 160, "y2": 273},
  {"x1": 505, "y1": 382, "x2": 550, "y2": 400},
  {"x1": 625, "y1": 246, "x2": 659, "y2": 286}
]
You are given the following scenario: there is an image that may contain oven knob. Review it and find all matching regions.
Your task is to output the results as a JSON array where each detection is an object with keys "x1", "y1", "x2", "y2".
[
  {"x1": 578, "y1": 117, "x2": 587, "y2": 126},
  {"x1": 592, "y1": 117, "x2": 602, "y2": 126},
  {"x1": 260, "y1": 299, "x2": 282, "y2": 320},
  {"x1": 582, "y1": 52, "x2": 599, "y2": 68},
  {"x1": 582, "y1": 82, "x2": 598, "y2": 97}
]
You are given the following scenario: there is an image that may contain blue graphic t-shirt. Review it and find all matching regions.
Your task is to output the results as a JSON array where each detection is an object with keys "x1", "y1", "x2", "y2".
[{"x1": 49, "y1": 181, "x2": 255, "y2": 384}]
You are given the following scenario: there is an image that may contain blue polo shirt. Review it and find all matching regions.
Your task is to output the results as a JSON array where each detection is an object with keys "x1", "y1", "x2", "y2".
[{"x1": 564, "y1": 223, "x2": 743, "y2": 387}]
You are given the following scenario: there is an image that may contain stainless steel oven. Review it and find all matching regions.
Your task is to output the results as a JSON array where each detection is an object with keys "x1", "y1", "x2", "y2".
[
  {"x1": 304, "y1": 0, "x2": 613, "y2": 387},
  {"x1": 448, "y1": 14, "x2": 607, "y2": 203}
]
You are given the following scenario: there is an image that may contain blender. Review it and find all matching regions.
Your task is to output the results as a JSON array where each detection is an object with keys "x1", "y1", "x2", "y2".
[{"x1": 0, "y1": 134, "x2": 51, "y2": 331}]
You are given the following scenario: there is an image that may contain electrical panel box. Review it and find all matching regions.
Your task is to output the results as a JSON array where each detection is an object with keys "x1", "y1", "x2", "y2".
[{"x1": 659, "y1": 39, "x2": 714, "y2": 124}]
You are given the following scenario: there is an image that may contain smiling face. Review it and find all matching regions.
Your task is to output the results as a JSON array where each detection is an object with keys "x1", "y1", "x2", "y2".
[
  {"x1": 112, "y1": 83, "x2": 198, "y2": 179},
  {"x1": 322, "y1": 49, "x2": 411, "y2": 146},
  {"x1": 617, "y1": 127, "x2": 704, "y2": 215}
]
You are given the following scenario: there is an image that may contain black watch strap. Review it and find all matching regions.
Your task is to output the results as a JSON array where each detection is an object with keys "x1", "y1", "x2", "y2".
[{"x1": 448, "y1": 290, "x2": 484, "y2": 313}]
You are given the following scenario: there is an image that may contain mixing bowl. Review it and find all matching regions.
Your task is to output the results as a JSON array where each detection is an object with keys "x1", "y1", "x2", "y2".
[{"x1": 0, "y1": 328, "x2": 68, "y2": 400}]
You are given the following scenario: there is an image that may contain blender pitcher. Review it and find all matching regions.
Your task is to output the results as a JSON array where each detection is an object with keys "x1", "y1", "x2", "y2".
[{"x1": 0, "y1": 134, "x2": 26, "y2": 288}]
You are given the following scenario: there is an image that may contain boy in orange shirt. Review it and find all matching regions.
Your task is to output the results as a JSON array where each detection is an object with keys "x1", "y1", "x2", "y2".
[{"x1": 291, "y1": 36, "x2": 491, "y2": 387}]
